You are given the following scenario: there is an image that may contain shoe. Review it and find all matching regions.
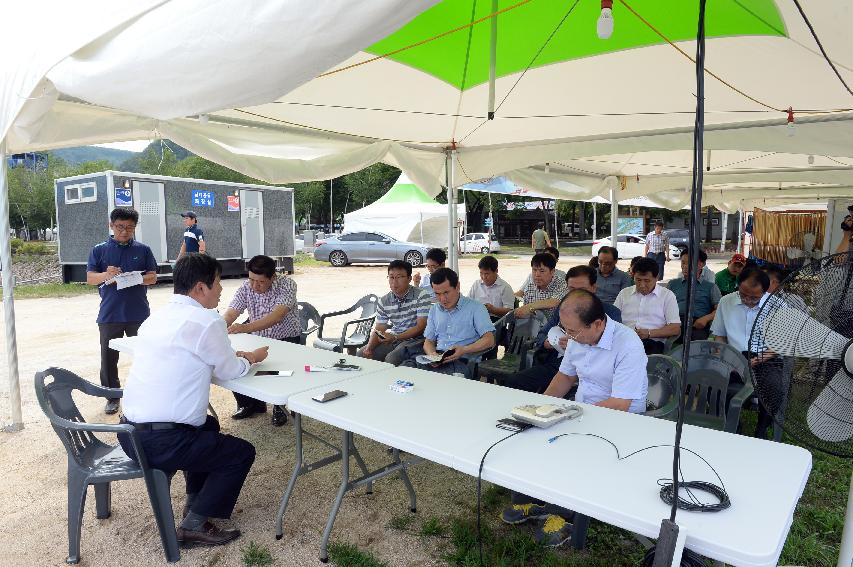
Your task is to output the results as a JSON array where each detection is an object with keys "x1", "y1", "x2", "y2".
[
  {"x1": 104, "y1": 399, "x2": 120, "y2": 415},
  {"x1": 271, "y1": 405, "x2": 287, "y2": 427},
  {"x1": 500, "y1": 502, "x2": 552, "y2": 525},
  {"x1": 177, "y1": 521, "x2": 240, "y2": 548},
  {"x1": 231, "y1": 406, "x2": 258, "y2": 420},
  {"x1": 534, "y1": 515, "x2": 573, "y2": 548},
  {"x1": 255, "y1": 403, "x2": 268, "y2": 414}
]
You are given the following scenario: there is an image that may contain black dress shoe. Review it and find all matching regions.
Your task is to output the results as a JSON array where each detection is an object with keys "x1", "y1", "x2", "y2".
[
  {"x1": 271, "y1": 405, "x2": 287, "y2": 427},
  {"x1": 231, "y1": 406, "x2": 257, "y2": 420},
  {"x1": 254, "y1": 403, "x2": 268, "y2": 414},
  {"x1": 176, "y1": 521, "x2": 240, "y2": 547},
  {"x1": 104, "y1": 399, "x2": 120, "y2": 415}
]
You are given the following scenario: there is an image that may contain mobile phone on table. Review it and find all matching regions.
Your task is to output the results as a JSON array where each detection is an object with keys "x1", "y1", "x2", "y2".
[
  {"x1": 255, "y1": 370, "x2": 293, "y2": 376},
  {"x1": 312, "y1": 389, "x2": 348, "y2": 403}
]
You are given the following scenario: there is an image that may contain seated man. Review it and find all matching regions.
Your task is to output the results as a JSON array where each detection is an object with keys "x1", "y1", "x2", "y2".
[
  {"x1": 594, "y1": 246, "x2": 632, "y2": 305},
  {"x1": 468, "y1": 255, "x2": 515, "y2": 320},
  {"x1": 614, "y1": 257, "x2": 681, "y2": 354},
  {"x1": 502, "y1": 289, "x2": 648, "y2": 546},
  {"x1": 404, "y1": 267, "x2": 495, "y2": 375},
  {"x1": 514, "y1": 253, "x2": 568, "y2": 320},
  {"x1": 715, "y1": 253, "x2": 746, "y2": 296},
  {"x1": 515, "y1": 246, "x2": 566, "y2": 298},
  {"x1": 667, "y1": 249, "x2": 721, "y2": 341},
  {"x1": 359, "y1": 260, "x2": 432, "y2": 365},
  {"x1": 710, "y1": 267, "x2": 783, "y2": 439},
  {"x1": 120, "y1": 254, "x2": 268, "y2": 547},
  {"x1": 501, "y1": 265, "x2": 622, "y2": 394},
  {"x1": 412, "y1": 247, "x2": 446, "y2": 299},
  {"x1": 223, "y1": 255, "x2": 299, "y2": 426}
]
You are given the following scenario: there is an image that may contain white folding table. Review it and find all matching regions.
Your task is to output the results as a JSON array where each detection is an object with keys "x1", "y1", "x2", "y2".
[{"x1": 285, "y1": 365, "x2": 812, "y2": 567}]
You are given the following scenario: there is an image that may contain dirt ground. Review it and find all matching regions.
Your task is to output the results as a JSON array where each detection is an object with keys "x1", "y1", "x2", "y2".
[{"x1": 0, "y1": 254, "x2": 725, "y2": 567}]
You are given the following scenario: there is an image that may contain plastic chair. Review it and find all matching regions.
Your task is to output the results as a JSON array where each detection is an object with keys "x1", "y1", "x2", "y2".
[
  {"x1": 34, "y1": 368, "x2": 179, "y2": 564},
  {"x1": 471, "y1": 311, "x2": 546, "y2": 382},
  {"x1": 313, "y1": 294, "x2": 379, "y2": 354},
  {"x1": 669, "y1": 341, "x2": 753, "y2": 433},
  {"x1": 297, "y1": 301, "x2": 321, "y2": 345},
  {"x1": 644, "y1": 355, "x2": 680, "y2": 418}
]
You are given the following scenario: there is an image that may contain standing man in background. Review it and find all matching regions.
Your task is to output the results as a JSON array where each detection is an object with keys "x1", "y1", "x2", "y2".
[
  {"x1": 643, "y1": 220, "x2": 670, "y2": 281},
  {"x1": 177, "y1": 211, "x2": 205, "y2": 259},
  {"x1": 531, "y1": 222, "x2": 551, "y2": 255},
  {"x1": 86, "y1": 208, "x2": 158, "y2": 414}
]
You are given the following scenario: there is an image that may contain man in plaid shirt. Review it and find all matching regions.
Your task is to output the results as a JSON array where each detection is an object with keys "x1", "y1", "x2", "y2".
[
  {"x1": 514, "y1": 253, "x2": 568, "y2": 320},
  {"x1": 223, "y1": 255, "x2": 299, "y2": 426},
  {"x1": 360, "y1": 260, "x2": 432, "y2": 365},
  {"x1": 643, "y1": 220, "x2": 670, "y2": 281}
]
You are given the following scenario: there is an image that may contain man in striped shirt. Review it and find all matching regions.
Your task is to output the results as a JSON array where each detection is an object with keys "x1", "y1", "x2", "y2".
[
  {"x1": 359, "y1": 260, "x2": 432, "y2": 365},
  {"x1": 644, "y1": 221, "x2": 670, "y2": 281},
  {"x1": 514, "y1": 253, "x2": 568, "y2": 320}
]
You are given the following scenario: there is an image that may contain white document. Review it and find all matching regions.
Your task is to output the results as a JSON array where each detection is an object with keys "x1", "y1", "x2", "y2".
[
  {"x1": 105, "y1": 271, "x2": 144, "y2": 290},
  {"x1": 547, "y1": 326, "x2": 568, "y2": 356}
]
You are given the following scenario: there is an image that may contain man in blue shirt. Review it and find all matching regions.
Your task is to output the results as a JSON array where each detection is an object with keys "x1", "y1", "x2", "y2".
[
  {"x1": 178, "y1": 211, "x2": 206, "y2": 259},
  {"x1": 667, "y1": 249, "x2": 721, "y2": 341},
  {"x1": 404, "y1": 267, "x2": 495, "y2": 375},
  {"x1": 87, "y1": 208, "x2": 158, "y2": 414}
]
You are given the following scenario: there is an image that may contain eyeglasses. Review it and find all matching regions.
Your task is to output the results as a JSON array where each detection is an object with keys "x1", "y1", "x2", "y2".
[
  {"x1": 112, "y1": 224, "x2": 136, "y2": 233},
  {"x1": 558, "y1": 322, "x2": 581, "y2": 342},
  {"x1": 387, "y1": 275, "x2": 409, "y2": 281}
]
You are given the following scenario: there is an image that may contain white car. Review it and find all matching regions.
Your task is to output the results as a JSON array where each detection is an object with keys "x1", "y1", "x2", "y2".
[
  {"x1": 591, "y1": 234, "x2": 681, "y2": 260},
  {"x1": 460, "y1": 232, "x2": 501, "y2": 254}
]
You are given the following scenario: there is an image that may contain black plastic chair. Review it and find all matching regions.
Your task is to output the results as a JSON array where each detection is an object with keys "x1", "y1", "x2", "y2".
[
  {"x1": 297, "y1": 301, "x2": 321, "y2": 345},
  {"x1": 644, "y1": 355, "x2": 680, "y2": 418},
  {"x1": 34, "y1": 368, "x2": 179, "y2": 564},
  {"x1": 669, "y1": 341, "x2": 753, "y2": 433},
  {"x1": 313, "y1": 294, "x2": 379, "y2": 354}
]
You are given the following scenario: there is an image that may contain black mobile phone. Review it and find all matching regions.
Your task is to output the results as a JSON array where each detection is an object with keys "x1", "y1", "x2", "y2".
[
  {"x1": 254, "y1": 370, "x2": 281, "y2": 376},
  {"x1": 312, "y1": 389, "x2": 348, "y2": 403}
]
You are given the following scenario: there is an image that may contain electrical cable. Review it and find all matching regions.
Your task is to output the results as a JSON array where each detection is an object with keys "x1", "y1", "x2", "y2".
[
  {"x1": 476, "y1": 429, "x2": 524, "y2": 567},
  {"x1": 790, "y1": 0, "x2": 853, "y2": 97}
]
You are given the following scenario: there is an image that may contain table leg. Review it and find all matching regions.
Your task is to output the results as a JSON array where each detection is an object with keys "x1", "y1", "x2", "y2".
[
  {"x1": 392, "y1": 448, "x2": 417, "y2": 513},
  {"x1": 275, "y1": 413, "x2": 304, "y2": 540},
  {"x1": 319, "y1": 430, "x2": 352, "y2": 563},
  {"x1": 349, "y1": 439, "x2": 374, "y2": 495},
  {"x1": 572, "y1": 513, "x2": 589, "y2": 550}
]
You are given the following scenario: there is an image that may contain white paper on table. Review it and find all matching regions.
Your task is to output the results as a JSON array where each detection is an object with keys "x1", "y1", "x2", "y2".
[
  {"x1": 103, "y1": 271, "x2": 144, "y2": 290},
  {"x1": 547, "y1": 326, "x2": 568, "y2": 356}
]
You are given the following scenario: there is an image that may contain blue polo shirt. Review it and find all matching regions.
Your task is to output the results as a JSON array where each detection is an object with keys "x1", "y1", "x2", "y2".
[
  {"x1": 87, "y1": 238, "x2": 157, "y2": 324},
  {"x1": 668, "y1": 276, "x2": 722, "y2": 320},
  {"x1": 424, "y1": 295, "x2": 495, "y2": 353},
  {"x1": 183, "y1": 224, "x2": 204, "y2": 253}
]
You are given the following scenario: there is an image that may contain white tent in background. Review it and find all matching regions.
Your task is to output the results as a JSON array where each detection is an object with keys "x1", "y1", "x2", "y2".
[{"x1": 344, "y1": 174, "x2": 464, "y2": 247}]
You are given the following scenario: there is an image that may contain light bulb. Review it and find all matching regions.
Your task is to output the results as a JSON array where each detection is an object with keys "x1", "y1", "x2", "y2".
[
  {"x1": 597, "y1": 7, "x2": 614, "y2": 39},
  {"x1": 807, "y1": 154, "x2": 815, "y2": 165}
]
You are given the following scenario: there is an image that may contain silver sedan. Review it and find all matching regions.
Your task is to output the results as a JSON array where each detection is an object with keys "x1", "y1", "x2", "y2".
[{"x1": 313, "y1": 231, "x2": 431, "y2": 267}]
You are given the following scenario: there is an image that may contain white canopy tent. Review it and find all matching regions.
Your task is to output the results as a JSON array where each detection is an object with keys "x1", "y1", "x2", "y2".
[
  {"x1": 2, "y1": 0, "x2": 852, "y2": 429},
  {"x1": 344, "y1": 175, "x2": 464, "y2": 247}
]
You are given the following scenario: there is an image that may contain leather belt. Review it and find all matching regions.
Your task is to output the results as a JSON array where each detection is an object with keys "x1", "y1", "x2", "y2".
[{"x1": 120, "y1": 417, "x2": 196, "y2": 431}]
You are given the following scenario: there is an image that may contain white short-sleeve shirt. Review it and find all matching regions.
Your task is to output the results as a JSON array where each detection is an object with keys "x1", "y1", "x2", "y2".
[
  {"x1": 613, "y1": 284, "x2": 681, "y2": 343},
  {"x1": 710, "y1": 291, "x2": 771, "y2": 353},
  {"x1": 558, "y1": 316, "x2": 649, "y2": 413},
  {"x1": 468, "y1": 276, "x2": 515, "y2": 309}
]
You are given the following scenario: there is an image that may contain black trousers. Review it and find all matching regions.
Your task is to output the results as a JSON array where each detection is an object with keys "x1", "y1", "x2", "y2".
[
  {"x1": 647, "y1": 251, "x2": 666, "y2": 280},
  {"x1": 641, "y1": 338, "x2": 665, "y2": 355},
  {"x1": 233, "y1": 335, "x2": 300, "y2": 409},
  {"x1": 119, "y1": 416, "x2": 255, "y2": 519},
  {"x1": 500, "y1": 356, "x2": 562, "y2": 394},
  {"x1": 99, "y1": 321, "x2": 142, "y2": 393}
]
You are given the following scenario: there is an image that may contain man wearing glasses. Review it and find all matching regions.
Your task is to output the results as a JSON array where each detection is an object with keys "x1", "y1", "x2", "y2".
[
  {"x1": 594, "y1": 246, "x2": 631, "y2": 305},
  {"x1": 360, "y1": 260, "x2": 432, "y2": 365},
  {"x1": 86, "y1": 208, "x2": 158, "y2": 414}
]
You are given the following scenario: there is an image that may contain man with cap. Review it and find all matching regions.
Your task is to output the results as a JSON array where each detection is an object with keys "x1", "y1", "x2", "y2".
[
  {"x1": 178, "y1": 211, "x2": 206, "y2": 259},
  {"x1": 715, "y1": 253, "x2": 746, "y2": 296}
]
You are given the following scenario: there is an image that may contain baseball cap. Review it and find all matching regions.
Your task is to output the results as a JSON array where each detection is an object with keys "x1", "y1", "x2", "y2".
[
  {"x1": 730, "y1": 253, "x2": 747, "y2": 265},
  {"x1": 180, "y1": 211, "x2": 197, "y2": 219}
]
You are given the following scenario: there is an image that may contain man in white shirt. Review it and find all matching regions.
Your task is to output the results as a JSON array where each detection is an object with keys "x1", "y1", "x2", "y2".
[
  {"x1": 412, "y1": 248, "x2": 446, "y2": 299},
  {"x1": 467, "y1": 255, "x2": 515, "y2": 319},
  {"x1": 120, "y1": 254, "x2": 269, "y2": 548},
  {"x1": 614, "y1": 257, "x2": 681, "y2": 354},
  {"x1": 502, "y1": 289, "x2": 648, "y2": 546},
  {"x1": 710, "y1": 267, "x2": 783, "y2": 438}
]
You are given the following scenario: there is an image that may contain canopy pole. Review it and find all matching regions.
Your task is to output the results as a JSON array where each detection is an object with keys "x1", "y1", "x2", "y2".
[
  {"x1": 736, "y1": 209, "x2": 743, "y2": 253},
  {"x1": 0, "y1": 141, "x2": 22, "y2": 432},
  {"x1": 553, "y1": 199, "x2": 559, "y2": 248},
  {"x1": 719, "y1": 212, "x2": 728, "y2": 252},
  {"x1": 592, "y1": 204, "x2": 598, "y2": 241},
  {"x1": 487, "y1": 0, "x2": 498, "y2": 120},
  {"x1": 446, "y1": 150, "x2": 459, "y2": 272},
  {"x1": 329, "y1": 178, "x2": 333, "y2": 234},
  {"x1": 609, "y1": 184, "x2": 618, "y2": 247}
]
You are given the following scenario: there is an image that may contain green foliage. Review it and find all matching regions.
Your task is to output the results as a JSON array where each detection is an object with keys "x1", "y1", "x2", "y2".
[
  {"x1": 240, "y1": 541, "x2": 273, "y2": 567},
  {"x1": 387, "y1": 514, "x2": 415, "y2": 530},
  {"x1": 17, "y1": 241, "x2": 50, "y2": 255},
  {"x1": 327, "y1": 542, "x2": 388, "y2": 567},
  {"x1": 420, "y1": 516, "x2": 448, "y2": 537},
  {"x1": 11, "y1": 283, "x2": 97, "y2": 300},
  {"x1": 342, "y1": 163, "x2": 400, "y2": 211},
  {"x1": 9, "y1": 238, "x2": 23, "y2": 254}
]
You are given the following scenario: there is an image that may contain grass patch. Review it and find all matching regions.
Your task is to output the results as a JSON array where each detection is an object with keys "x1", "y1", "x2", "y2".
[
  {"x1": 241, "y1": 540, "x2": 273, "y2": 567},
  {"x1": 327, "y1": 542, "x2": 388, "y2": 567},
  {"x1": 293, "y1": 253, "x2": 326, "y2": 267},
  {"x1": 387, "y1": 513, "x2": 415, "y2": 531},
  {"x1": 9, "y1": 282, "x2": 98, "y2": 299},
  {"x1": 420, "y1": 516, "x2": 448, "y2": 537}
]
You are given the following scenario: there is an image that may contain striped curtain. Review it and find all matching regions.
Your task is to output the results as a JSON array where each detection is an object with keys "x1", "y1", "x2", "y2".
[{"x1": 751, "y1": 208, "x2": 826, "y2": 267}]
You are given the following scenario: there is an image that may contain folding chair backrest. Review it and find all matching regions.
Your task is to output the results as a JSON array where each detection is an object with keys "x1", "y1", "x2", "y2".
[
  {"x1": 297, "y1": 302, "x2": 321, "y2": 333},
  {"x1": 672, "y1": 340, "x2": 750, "y2": 384},
  {"x1": 646, "y1": 355, "x2": 679, "y2": 414},
  {"x1": 354, "y1": 294, "x2": 379, "y2": 318},
  {"x1": 34, "y1": 368, "x2": 110, "y2": 468}
]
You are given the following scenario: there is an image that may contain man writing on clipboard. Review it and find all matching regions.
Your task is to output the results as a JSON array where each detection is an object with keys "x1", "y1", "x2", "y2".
[{"x1": 86, "y1": 207, "x2": 157, "y2": 415}]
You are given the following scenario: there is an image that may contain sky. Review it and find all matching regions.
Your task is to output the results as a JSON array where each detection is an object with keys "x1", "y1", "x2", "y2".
[{"x1": 94, "y1": 140, "x2": 150, "y2": 152}]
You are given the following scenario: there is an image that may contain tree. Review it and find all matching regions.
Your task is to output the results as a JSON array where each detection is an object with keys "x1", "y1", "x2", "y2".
[
  {"x1": 341, "y1": 163, "x2": 400, "y2": 211},
  {"x1": 293, "y1": 181, "x2": 327, "y2": 226}
]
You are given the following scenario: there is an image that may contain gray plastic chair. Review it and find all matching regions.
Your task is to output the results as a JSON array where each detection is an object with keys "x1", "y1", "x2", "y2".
[
  {"x1": 297, "y1": 301, "x2": 321, "y2": 345},
  {"x1": 34, "y1": 368, "x2": 179, "y2": 564},
  {"x1": 669, "y1": 340, "x2": 753, "y2": 433},
  {"x1": 313, "y1": 294, "x2": 379, "y2": 354},
  {"x1": 645, "y1": 354, "x2": 680, "y2": 418}
]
